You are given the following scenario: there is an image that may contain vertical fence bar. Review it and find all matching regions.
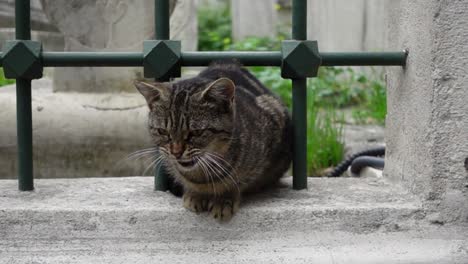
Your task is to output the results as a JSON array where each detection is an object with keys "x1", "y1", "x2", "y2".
[
  {"x1": 154, "y1": 0, "x2": 170, "y2": 191},
  {"x1": 292, "y1": 0, "x2": 308, "y2": 190},
  {"x1": 15, "y1": 0, "x2": 34, "y2": 191},
  {"x1": 155, "y1": 0, "x2": 170, "y2": 40}
]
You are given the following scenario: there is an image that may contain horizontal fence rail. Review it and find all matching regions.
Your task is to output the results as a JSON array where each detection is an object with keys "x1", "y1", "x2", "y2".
[{"x1": 0, "y1": 51, "x2": 407, "y2": 67}]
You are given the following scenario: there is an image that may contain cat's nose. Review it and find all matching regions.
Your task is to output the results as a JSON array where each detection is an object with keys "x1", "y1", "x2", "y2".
[{"x1": 170, "y1": 142, "x2": 184, "y2": 159}]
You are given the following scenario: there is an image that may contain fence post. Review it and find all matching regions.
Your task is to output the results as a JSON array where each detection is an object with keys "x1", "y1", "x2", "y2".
[
  {"x1": 15, "y1": 0, "x2": 34, "y2": 191},
  {"x1": 292, "y1": 0, "x2": 308, "y2": 190},
  {"x1": 154, "y1": 0, "x2": 171, "y2": 191}
]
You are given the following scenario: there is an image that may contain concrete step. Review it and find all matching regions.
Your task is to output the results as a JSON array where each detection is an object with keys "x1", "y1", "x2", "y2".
[{"x1": 1, "y1": 176, "x2": 467, "y2": 263}]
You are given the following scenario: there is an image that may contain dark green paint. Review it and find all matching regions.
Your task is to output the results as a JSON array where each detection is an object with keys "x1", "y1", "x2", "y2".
[
  {"x1": 143, "y1": 40, "x2": 181, "y2": 79},
  {"x1": 155, "y1": 0, "x2": 170, "y2": 40},
  {"x1": 154, "y1": 162, "x2": 170, "y2": 191},
  {"x1": 2, "y1": 40, "x2": 42, "y2": 79},
  {"x1": 1, "y1": 52, "x2": 408, "y2": 68},
  {"x1": 14, "y1": 0, "x2": 34, "y2": 191},
  {"x1": 16, "y1": 79, "x2": 34, "y2": 191},
  {"x1": 154, "y1": 0, "x2": 171, "y2": 191},
  {"x1": 292, "y1": 78, "x2": 307, "y2": 190},
  {"x1": 181, "y1": 51, "x2": 282, "y2": 66},
  {"x1": 281, "y1": 40, "x2": 321, "y2": 78},
  {"x1": 15, "y1": 0, "x2": 30, "y2": 40},
  {"x1": 291, "y1": 0, "x2": 308, "y2": 190},
  {"x1": 321, "y1": 51, "x2": 408, "y2": 66},
  {"x1": 42, "y1": 52, "x2": 142, "y2": 67},
  {"x1": 292, "y1": 0, "x2": 307, "y2": 41}
]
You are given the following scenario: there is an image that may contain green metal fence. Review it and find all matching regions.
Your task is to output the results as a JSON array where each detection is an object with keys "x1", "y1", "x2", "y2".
[{"x1": 0, "y1": 0, "x2": 407, "y2": 192}]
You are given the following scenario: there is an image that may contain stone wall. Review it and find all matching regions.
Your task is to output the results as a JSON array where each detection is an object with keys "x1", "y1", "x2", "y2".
[
  {"x1": 230, "y1": 0, "x2": 387, "y2": 52},
  {"x1": 307, "y1": 0, "x2": 386, "y2": 52},
  {"x1": 231, "y1": 0, "x2": 277, "y2": 40},
  {"x1": 385, "y1": 0, "x2": 468, "y2": 223},
  {"x1": 0, "y1": 0, "x2": 64, "y2": 52},
  {"x1": 39, "y1": 0, "x2": 197, "y2": 93}
]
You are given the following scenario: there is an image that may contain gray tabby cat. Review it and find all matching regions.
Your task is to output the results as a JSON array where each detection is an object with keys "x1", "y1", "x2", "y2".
[{"x1": 134, "y1": 61, "x2": 292, "y2": 221}]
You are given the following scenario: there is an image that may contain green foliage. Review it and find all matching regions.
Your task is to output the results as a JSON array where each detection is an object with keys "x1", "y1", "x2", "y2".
[
  {"x1": 197, "y1": 5, "x2": 232, "y2": 51},
  {"x1": 310, "y1": 67, "x2": 370, "y2": 107},
  {"x1": 197, "y1": 4, "x2": 287, "y2": 52},
  {"x1": 351, "y1": 78, "x2": 387, "y2": 124},
  {"x1": 309, "y1": 67, "x2": 387, "y2": 124},
  {"x1": 226, "y1": 35, "x2": 284, "y2": 51},
  {"x1": 0, "y1": 68, "x2": 15, "y2": 87},
  {"x1": 307, "y1": 92, "x2": 344, "y2": 176}
]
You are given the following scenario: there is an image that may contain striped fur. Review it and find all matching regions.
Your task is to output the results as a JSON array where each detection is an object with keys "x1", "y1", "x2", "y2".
[{"x1": 135, "y1": 61, "x2": 292, "y2": 220}]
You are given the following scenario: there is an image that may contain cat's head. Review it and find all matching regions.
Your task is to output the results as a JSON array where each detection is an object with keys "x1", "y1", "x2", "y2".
[{"x1": 134, "y1": 77, "x2": 235, "y2": 179}]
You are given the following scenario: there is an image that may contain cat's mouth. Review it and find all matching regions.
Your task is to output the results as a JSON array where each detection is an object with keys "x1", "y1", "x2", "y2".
[{"x1": 177, "y1": 158, "x2": 196, "y2": 167}]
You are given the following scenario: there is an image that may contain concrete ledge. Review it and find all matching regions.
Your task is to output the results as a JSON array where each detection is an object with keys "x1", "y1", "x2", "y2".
[
  {"x1": 2, "y1": 176, "x2": 466, "y2": 263},
  {"x1": 1, "y1": 176, "x2": 421, "y2": 235}
]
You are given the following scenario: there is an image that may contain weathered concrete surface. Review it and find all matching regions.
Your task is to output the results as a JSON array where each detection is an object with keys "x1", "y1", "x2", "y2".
[
  {"x1": 0, "y1": 79, "x2": 152, "y2": 179},
  {"x1": 385, "y1": 0, "x2": 468, "y2": 224},
  {"x1": 1, "y1": 176, "x2": 467, "y2": 263}
]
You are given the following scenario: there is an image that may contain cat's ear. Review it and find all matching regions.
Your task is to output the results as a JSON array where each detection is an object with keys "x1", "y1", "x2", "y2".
[
  {"x1": 134, "y1": 80, "x2": 168, "y2": 109},
  {"x1": 201, "y1": 78, "x2": 235, "y2": 103}
]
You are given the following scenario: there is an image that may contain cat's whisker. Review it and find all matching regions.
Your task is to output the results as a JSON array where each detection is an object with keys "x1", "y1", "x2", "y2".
[
  {"x1": 205, "y1": 152, "x2": 244, "y2": 185},
  {"x1": 141, "y1": 153, "x2": 160, "y2": 167},
  {"x1": 203, "y1": 157, "x2": 228, "y2": 197},
  {"x1": 200, "y1": 155, "x2": 231, "y2": 191},
  {"x1": 114, "y1": 147, "x2": 159, "y2": 170},
  {"x1": 128, "y1": 152, "x2": 159, "y2": 164},
  {"x1": 204, "y1": 154, "x2": 240, "y2": 194},
  {"x1": 127, "y1": 147, "x2": 159, "y2": 157},
  {"x1": 141, "y1": 155, "x2": 159, "y2": 176},
  {"x1": 196, "y1": 156, "x2": 217, "y2": 197},
  {"x1": 126, "y1": 148, "x2": 159, "y2": 161},
  {"x1": 141, "y1": 154, "x2": 164, "y2": 176}
]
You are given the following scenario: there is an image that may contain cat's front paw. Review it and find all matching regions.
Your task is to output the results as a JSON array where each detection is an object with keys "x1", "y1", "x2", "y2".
[
  {"x1": 208, "y1": 196, "x2": 240, "y2": 221},
  {"x1": 183, "y1": 193, "x2": 209, "y2": 213}
]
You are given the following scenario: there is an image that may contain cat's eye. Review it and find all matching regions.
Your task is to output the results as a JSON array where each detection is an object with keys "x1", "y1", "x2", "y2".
[
  {"x1": 157, "y1": 128, "x2": 169, "y2": 135},
  {"x1": 189, "y1": 130, "x2": 204, "y2": 137}
]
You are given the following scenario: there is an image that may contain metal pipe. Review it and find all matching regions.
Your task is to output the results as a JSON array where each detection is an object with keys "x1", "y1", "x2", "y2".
[
  {"x1": 321, "y1": 52, "x2": 407, "y2": 66},
  {"x1": 15, "y1": 0, "x2": 31, "y2": 40},
  {"x1": 292, "y1": 0, "x2": 308, "y2": 190},
  {"x1": 15, "y1": 0, "x2": 34, "y2": 191},
  {"x1": 16, "y1": 79, "x2": 34, "y2": 191},
  {"x1": 291, "y1": 78, "x2": 308, "y2": 190},
  {"x1": 155, "y1": 0, "x2": 170, "y2": 40},
  {"x1": 41, "y1": 52, "x2": 143, "y2": 67},
  {"x1": 292, "y1": 0, "x2": 307, "y2": 40},
  {"x1": 181, "y1": 51, "x2": 282, "y2": 66},
  {"x1": 154, "y1": 0, "x2": 170, "y2": 191},
  {"x1": 2, "y1": 51, "x2": 408, "y2": 67}
]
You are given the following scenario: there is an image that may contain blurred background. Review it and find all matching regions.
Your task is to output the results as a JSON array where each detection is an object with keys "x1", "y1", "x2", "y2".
[{"x1": 0, "y1": 0, "x2": 387, "y2": 179}]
